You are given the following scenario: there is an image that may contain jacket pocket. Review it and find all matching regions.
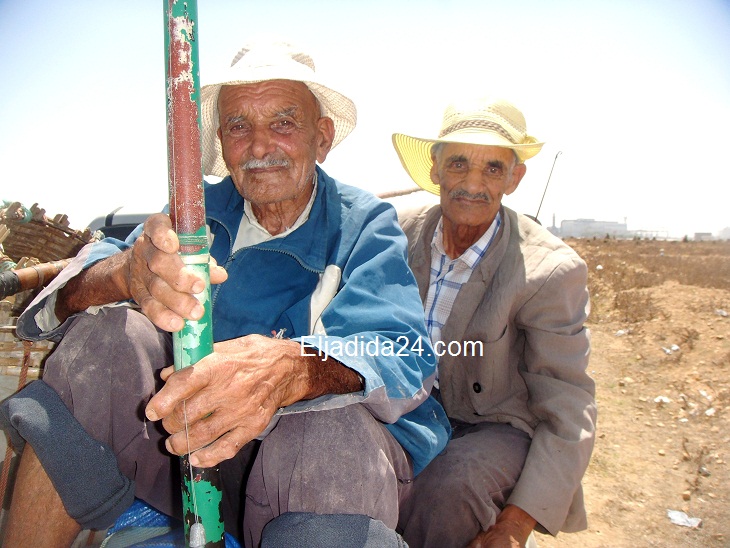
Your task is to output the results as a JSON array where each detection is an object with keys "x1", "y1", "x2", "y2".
[{"x1": 464, "y1": 324, "x2": 512, "y2": 414}]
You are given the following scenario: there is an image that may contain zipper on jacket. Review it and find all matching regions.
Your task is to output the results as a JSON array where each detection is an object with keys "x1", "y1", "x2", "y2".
[{"x1": 209, "y1": 235, "x2": 325, "y2": 312}]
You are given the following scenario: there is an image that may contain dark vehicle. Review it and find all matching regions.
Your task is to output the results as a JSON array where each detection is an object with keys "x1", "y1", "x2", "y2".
[{"x1": 88, "y1": 207, "x2": 152, "y2": 241}]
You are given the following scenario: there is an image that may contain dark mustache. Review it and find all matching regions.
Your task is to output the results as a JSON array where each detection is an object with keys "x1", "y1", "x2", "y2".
[{"x1": 448, "y1": 189, "x2": 491, "y2": 202}]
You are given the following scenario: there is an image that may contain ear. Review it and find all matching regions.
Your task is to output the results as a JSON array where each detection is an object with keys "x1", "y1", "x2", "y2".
[
  {"x1": 505, "y1": 163, "x2": 527, "y2": 196},
  {"x1": 315, "y1": 117, "x2": 336, "y2": 164},
  {"x1": 429, "y1": 155, "x2": 440, "y2": 187}
]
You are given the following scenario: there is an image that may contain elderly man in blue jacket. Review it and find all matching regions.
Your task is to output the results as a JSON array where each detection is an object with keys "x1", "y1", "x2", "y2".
[{"x1": 1, "y1": 40, "x2": 449, "y2": 547}]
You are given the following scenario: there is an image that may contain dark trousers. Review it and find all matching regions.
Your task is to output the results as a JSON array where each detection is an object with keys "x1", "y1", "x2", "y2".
[{"x1": 38, "y1": 307, "x2": 412, "y2": 546}]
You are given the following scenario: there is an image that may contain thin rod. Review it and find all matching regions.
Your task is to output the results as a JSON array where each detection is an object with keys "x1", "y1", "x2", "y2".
[{"x1": 535, "y1": 150, "x2": 562, "y2": 222}]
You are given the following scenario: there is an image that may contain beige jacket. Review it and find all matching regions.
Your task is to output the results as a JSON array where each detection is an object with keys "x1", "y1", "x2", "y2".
[{"x1": 400, "y1": 204, "x2": 597, "y2": 535}]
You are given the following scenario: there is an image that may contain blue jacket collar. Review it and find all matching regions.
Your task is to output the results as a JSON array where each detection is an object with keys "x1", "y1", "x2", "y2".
[{"x1": 205, "y1": 166, "x2": 335, "y2": 273}]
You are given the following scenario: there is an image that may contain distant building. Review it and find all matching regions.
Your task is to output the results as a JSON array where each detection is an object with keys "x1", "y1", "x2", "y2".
[
  {"x1": 557, "y1": 218, "x2": 628, "y2": 238},
  {"x1": 694, "y1": 232, "x2": 713, "y2": 241},
  {"x1": 546, "y1": 214, "x2": 669, "y2": 239}
]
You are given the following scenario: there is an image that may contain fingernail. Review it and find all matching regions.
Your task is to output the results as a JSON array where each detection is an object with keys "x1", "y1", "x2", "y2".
[
  {"x1": 146, "y1": 407, "x2": 158, "y2": 421},
  {"x1": 192, "y1": 280, "x2": 205, "y2": 294},
  {"x1": 191, "y1": 304, "x2": 204, "y2": 320},
  {"x1": 190, "y1": 454, "x2": 200, "y2": 467}
]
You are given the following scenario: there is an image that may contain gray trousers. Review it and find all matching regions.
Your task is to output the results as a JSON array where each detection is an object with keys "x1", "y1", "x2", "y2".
[
  {"x1": 397, "y1": 420, "x2": 531, "y2": 548},
  {"x1": 40, "y1": 307, "x2": 412, "y2": 546}
]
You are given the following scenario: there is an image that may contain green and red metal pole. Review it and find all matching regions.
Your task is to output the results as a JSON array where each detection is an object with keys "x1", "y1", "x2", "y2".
[{"x1": 163, "y1": 1, "x2": 224, "y2": 545}]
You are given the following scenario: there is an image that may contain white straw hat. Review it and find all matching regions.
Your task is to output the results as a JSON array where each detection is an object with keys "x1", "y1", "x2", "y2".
[
  {"x1": 201, "y1": 40, "x2": 357, "y2": 178},
  {"x1": 392, "y1": 97, "x2": 544, "y2": 195}
]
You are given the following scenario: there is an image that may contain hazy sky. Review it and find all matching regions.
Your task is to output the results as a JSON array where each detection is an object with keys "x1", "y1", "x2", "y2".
[{"x1": 1, "y1": 0, "x2": 729, "y2": 238}]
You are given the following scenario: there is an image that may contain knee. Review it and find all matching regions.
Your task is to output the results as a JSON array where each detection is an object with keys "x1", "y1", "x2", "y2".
[
  {"x1": 262, "y1": 512, "x2": 405, "y2": 548},
  {"x1": 254, "y1": 406, "x2": 403, "y2": 522},
  {"x1": 282, "y1": 404, "x2": 372, "y2": 434},
  {"x1": 88, "y1": 307, "x2": 168, "y2": 362},
  {"x1": 46, "y1": 308, "x2": 169, "y2": 382},
  {"x1": 43, "y1": 308, "x2": 169, "y2": 415},
  {"x1": 267, "y1": 405, "x2": 381, "y2": 457}
]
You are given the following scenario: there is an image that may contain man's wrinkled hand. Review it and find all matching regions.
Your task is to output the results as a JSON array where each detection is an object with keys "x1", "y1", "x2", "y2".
[
  {"x1": 127, "y1": 213, "x2": 227, "y2": 332},
  {"x1": 144, "y1": 335, "x2": 309, "y2": 467},
  {"x1": 467, "y1": 526, "x2": 522, "y2": 548},
  {"x1": 467, "y1": 505, "x2": 536, "y2": 548}
]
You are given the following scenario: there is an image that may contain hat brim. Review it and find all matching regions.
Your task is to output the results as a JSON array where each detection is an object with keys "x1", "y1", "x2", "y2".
[
  {"x1": 392, "y1": 132, "x2": 544, "y2": 195},
  {"x1": 201, "y1": 74, "x2": 356, "y2": 179}
]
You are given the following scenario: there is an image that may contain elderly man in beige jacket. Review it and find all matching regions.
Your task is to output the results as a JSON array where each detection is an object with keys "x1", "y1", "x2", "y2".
[{"x1": 393, "y1": 96, "x2": 597, "y2": 548}]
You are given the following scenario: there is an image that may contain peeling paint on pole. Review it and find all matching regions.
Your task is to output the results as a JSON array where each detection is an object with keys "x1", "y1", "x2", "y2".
[
  {"x1": 164, "y1": 1, "x2": 224, "y2": 546},
  {"x1": 165, "y1": 0, "x2": 206, "y2": 246}
]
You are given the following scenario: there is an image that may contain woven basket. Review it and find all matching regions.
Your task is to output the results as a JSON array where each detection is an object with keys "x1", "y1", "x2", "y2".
[{"x1": 1, "y1": 218, "x2": 96, "y2": 263}]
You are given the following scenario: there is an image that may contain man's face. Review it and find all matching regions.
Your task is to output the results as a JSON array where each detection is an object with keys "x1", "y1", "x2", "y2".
[
  {"x1": 217, "y1": 80, "x2": 335, "y2": 205},
  {"x1": 432, "y1": 143, "x2": 526, "y2": 231}
]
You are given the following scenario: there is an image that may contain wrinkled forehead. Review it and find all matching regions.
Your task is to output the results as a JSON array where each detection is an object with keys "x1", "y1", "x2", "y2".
[
  {"x1": 217, "y1": 80, "x2": 321, "y2": 120},
  {"x1": 432, "y1": 142, "x2": 520, "y2": 165}
]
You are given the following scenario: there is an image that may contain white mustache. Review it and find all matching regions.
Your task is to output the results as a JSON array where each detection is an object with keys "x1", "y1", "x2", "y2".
[{"x1": 242, "y1": 155, "x2": 291, "y2": 170}]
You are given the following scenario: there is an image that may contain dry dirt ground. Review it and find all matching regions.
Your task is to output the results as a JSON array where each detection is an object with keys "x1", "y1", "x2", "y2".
[{"x1": 535, "y1": 238, "x2": 729, "y2": 548}]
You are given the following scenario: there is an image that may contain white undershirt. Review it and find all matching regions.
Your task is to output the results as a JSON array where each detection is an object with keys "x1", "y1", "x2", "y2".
[{"x1": 232, "y1": 174, "x2": 317, "y2": 251}]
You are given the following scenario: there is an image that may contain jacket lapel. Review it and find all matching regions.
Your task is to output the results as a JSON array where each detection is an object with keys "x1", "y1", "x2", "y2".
[
  {"x1": 407, "y1": 207, "x2": 438, "y2": 304},
  {"x1": 411, "y1": 207, "x2": 511, "y2": 346}
]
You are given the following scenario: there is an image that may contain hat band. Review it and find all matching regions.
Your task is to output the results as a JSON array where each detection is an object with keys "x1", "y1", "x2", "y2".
[{"x1": 439, "y1": 120, "x2": 517, "y2": 144}]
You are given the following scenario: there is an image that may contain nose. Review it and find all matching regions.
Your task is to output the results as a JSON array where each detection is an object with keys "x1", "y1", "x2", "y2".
[
  {"x1": 462, "y1": 166, "x2": 485, "y2": 193},
  {"x1": 249, "y1": 126, "x2": 277, "y2": 159}
]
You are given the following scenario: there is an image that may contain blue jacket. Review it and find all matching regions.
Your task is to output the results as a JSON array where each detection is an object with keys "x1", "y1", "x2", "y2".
[{"x1": 18, "y1": 167, "x2": 450, "y2": 474}]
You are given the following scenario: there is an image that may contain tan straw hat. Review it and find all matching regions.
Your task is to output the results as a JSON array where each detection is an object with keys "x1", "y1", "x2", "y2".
[
  {"x1": 201, "y1": 40, "x2": 357, "y2": 178},
  {"x1": 392, "y1": 96, "x2": 544, "y2": 195}
]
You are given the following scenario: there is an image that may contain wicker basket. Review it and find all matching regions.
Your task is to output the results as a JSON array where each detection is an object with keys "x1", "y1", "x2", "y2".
[{"x1": 1, "y1": 218, "x2": 96, "y2": 264}]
